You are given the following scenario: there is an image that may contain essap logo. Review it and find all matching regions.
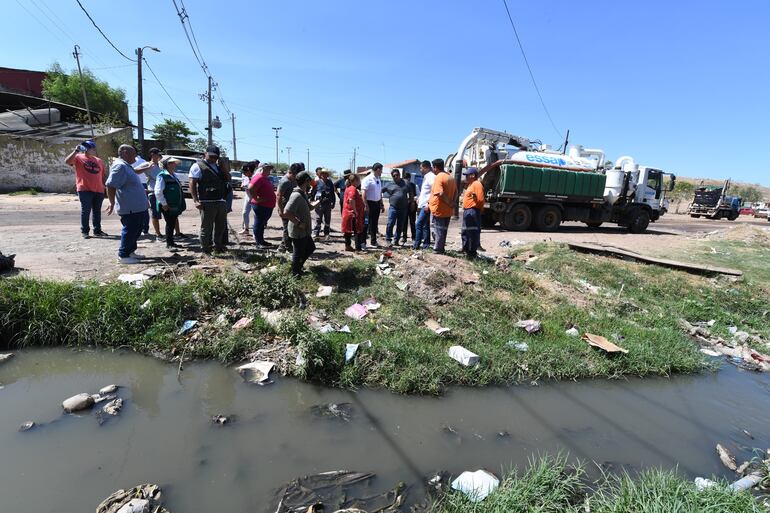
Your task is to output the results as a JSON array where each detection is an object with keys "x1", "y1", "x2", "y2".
[{"x1": 526, "y1": 154, "x2": 567, "y2": 167}]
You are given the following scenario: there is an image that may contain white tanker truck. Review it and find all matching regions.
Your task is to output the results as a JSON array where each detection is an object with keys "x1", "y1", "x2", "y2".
[{"x1": 447, "y1": 128, "x2": 676, "y2": 233}]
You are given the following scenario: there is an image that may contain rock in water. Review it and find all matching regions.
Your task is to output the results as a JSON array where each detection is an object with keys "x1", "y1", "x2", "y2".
[
  {"x1": 99, "y1": 384, "x2": 120, "y2": 394},
  {"x1": 103, "y1": 398, "x2": 123, "y2": 416},
  {"x1": 96, "y1": 483, "x2": 170, "y2": 513},
  {"x1": 116, "y1": 499, "x2": 149, "y2": 513},
  {"x1": 0, "y1": 352, "x2": 13, "y2": 364},
  {"x1": 62, "y1": 393, "x2": 95, "y2": 413},
  {"x1": 716, "y1": 443, "x2": 738, "y2": 471}
]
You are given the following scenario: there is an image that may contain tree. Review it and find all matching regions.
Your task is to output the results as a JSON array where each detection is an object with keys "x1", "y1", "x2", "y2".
[
  {"x1": 42, "y1": 62, "x2": 129, "y2": 123},
  {"x1": 188, "y1": 137, "x2": 227, "y2": 157},
  {"x1": 670, "y1": 180, "x2": 695, "y2": 202},
  {"x1": 734, "y1": 185, "x2": 763, "y2": 204},
  {"x1": 269, "y1": 163, "x2": 289, "y2": 173},
  {"x1": 151, "y1": 119, "x2": 197, "y2": 148}
]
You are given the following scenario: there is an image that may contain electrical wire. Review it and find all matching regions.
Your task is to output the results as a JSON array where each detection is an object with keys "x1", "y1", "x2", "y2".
[
  {"x1": 74, "y1": 0, "x2": 136, "y2": 62},
  {"x1": 501, "y1": 0, "x2": 562, "y2": 139},
  {"x1": 142, "y1": 57, "x2": 205, "y2": 134}
]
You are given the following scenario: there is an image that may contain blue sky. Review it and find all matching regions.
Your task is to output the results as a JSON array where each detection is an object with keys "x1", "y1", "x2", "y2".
[{"x1": 7, "y1": 0, "x2": 770, "y2": 184}]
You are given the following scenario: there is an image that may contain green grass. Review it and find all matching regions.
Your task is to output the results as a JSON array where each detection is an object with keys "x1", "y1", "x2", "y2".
[
  {"x1": 1, "y1": 238, "x2": 768, "y2": 394},
  {"x1": 429, "y1": 455, "x2": 769, "y2": 513},
  {"x1": 4, "y1": 188, "x2": 41, "y2": 196}
]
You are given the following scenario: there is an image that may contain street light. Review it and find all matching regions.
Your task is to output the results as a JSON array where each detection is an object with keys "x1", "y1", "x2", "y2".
[
  {"x1": 272, "y1": 127, "x2": 282, "y2": 165},
  {"x1": 137, "y1": 45, "x2": 160, "y2": 158}
]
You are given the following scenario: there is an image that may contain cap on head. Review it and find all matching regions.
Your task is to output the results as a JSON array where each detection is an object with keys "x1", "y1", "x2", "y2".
[
  {"x1": 82, "y1": 140, "x2": 97, "y2": 150},
  {"x1": 296, "y1": 170, "x2": 312, "y2": 186},
  {"x1": 463, "y1": 167, "x2": 479, "y2": 176},
  {"x1": 149, "y1": 147, "x2": 162, "y2": 156},
  {"x1": 289, "y1": 162, "x2": 302, "y2": 174},
  {"x1": 205, "y1": 145, "x2": 221, "y2": 156},
  {"x1": 342, "y1": 169, "x2": 352, "y2": 176},
  {"x1": 318, "y1": 168, "x2": 330, "y2": 176},
  {"x1": 160, "y1": 155, "x2": 181, "y2": 168}
]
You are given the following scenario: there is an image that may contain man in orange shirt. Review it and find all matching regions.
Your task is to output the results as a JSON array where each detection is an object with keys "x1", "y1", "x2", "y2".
[
  {"x1": 64, "y1": 139, "x2": 108, "y2": 238},
  {"x1": 461, "y1": 167, "x2": 484, "y2": 258},
  {"x1": 428, "y1": 158, "x2": 457, "y2": 254}
]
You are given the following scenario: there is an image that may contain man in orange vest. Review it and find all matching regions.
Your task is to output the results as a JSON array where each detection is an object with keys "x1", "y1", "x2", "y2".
[
  {"x1": 461, "y1": 167, "x2": 484, "y2": 258},
  {"x1": 428, "y1": 158, "x2": 457, "y2": 254}
]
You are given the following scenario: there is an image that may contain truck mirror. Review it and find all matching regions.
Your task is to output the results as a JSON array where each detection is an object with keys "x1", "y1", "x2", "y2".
[{"x1": 668, "y1": 176, "x2": 676, "y2": 191}]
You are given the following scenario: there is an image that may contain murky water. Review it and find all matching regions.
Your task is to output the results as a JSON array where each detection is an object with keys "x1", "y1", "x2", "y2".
[{"x1": 0, "y1": 349, "x2": 769, "y2": 513}]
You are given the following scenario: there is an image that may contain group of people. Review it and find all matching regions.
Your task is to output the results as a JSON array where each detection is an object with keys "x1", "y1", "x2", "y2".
[{"x1": 66, "y1": 141, "x2": 487, "y2": 275}]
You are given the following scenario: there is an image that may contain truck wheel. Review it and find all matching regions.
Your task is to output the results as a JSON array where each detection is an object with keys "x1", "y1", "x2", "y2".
[
  {"x1": 481, "y1": 212, "x2": 496, "y2": 228},
  {"x1": 534, "y1": 205, "x2": 562, "y2": 232},
  {"x1": 585, "y1": 221, "x2": 603, "y2": 228},
  {"x1": 627, "y1": 209, "x2": 650, "y2": 234},
  {"x1": 690, "y1": 214, "x2": 701, "y2": 218},
  {"x1": 727, "y1": 211, "x2": 738, "y2": 221},
  {"x1": 503, "y1": 204, "x2": 532, "y2": 231}
]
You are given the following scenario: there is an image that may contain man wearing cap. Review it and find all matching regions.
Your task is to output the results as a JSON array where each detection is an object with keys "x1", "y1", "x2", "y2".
[
  {"x1": 414, "y1": 160, "x2": 434, "y2": 250},
  {"x1": 65, "y1": 140, "x2": 108, "y2": 238},
  {"x1": 361, "y1": 162, "x2": 384, "y2": 247},
  {"x1": 335, "y1": 169, "x2": 352, "y2": 214},
  {"x1": 189, "y1": 146, "x2": 229, "y2": 254},
  {"x1": 134, "y1": 147, "x2": 166, "y2": 242},
  {"x1": 461, "y1": 167, "x2": 485, "y2": 258},
  {"x1": 282, "y1": 171, "x2": 315, "y2": 277},
  {"x1": 383, "y1": 169, "x2": 410, "y2": 247},
  {"x1": 428, "y1": 158, "x2": 457, "y2": 254},
  {"x1": 248, "y1": 163, "x2": 277, "y2": 248},
  {"x1": 105, "y1": 145, "x2": 151, "y2": 264},
  {"x1": 312, "y1": 167, "x2": 336, "y2": 242},
  {"x1": 154, "y1": 156, "x2": 186, "y2": 249},
  {"x1": 277, "y1": 163, "x2": 301, "y2": 252}
]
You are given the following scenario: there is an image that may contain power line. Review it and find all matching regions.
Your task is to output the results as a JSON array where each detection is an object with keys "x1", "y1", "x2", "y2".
[
  {"x1": 501, "y1": 0, "x2": 562, "y2": 139},
  {"x1": 170, "y1": 0, "x2": 209, "y2": 78},
  {"x1": 75, "y1": 0, "x2": 136, "y2": 62},
  {"x1": 142, "y1": 57, "x2": 204, "y2": 134}
]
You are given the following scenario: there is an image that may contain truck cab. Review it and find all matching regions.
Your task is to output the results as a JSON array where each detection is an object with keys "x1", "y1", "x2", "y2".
[{"x1": 637, "y1": 167, "x2": 675, "y2": 219}]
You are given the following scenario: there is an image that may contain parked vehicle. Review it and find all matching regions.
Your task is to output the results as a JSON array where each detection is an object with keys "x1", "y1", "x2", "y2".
[
  {"x1": 231, "y1": 170, "x2": 244, "y2": 190},
  {"x1": 739, "y1": 207, "x2": 755, "y2": 216},
  {"x1": 447, "y1": 128, "x2": 675, "y2": 233},
  {"x1": 687, "y1": 179, "x2": 740, "y2": 220},
  {"x1": 753, "y1": 207, "x2": 769, "y2": 218}
]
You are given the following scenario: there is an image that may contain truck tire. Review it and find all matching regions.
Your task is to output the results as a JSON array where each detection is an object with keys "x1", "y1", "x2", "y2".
[
  {"x1": 727, "y1": 211, "x2": 739, "y2": 221},
  {"x1": 503, "y1": 204, "x2": 532, "y2": 231},
  {"x1": 534, "y1": 205, "x2": 562, "y2": 232},
  {"x1": 690, "y1": 214, "x2": 701, "y2": 218},
  {"x1": 627, "y1": 209, "x2": 650, "y2": 234},
  {"x1": 585, "y1": 221, "x2": 603, "y2": 228},
  {"x1": 481, "y1": 212, "x2": 496, "y2": 228}
]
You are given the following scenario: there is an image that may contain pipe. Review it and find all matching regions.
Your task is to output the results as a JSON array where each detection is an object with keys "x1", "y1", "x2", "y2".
[
  {"x1": 614, "y1": 156, "x2": 635, "y2": 170},
  {"x1": 581, "y1": 148, "x2": 605, "y2": 169}
]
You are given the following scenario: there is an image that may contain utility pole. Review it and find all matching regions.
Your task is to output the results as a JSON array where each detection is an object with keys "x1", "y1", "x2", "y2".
[
  {"x1": 231, "y1": 113, "x2": 237, "y2": 161},
  {"x1": 72, "y1": 45, "x2": 94, "y2": 138},
  {"x1": 352, "y1": 147, "x2": 357, "y2": 173},
  {"x1": 136, "y1": 46, "x2": 159, "y2": 157},
  {"x1": 286, "y1": 146, "x2": 292, "y2": 166},
  {"x1": 207, "y1": 75, "x2": 213, "y2": 146},
  {"x1": 307, "y1": 148, "x2": 310, "y2": 171},
  {"x1": 272, "y1": 127, "x2": 282, "y2": 165}
]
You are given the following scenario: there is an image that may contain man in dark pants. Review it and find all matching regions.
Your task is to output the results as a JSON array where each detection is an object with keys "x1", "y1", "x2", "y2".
[
  {"x1": 460, "y1": 167, "x2": 484, "y2": 258},
  {"x1": 105, "y1": 145, "x2": 149, "y2": 264},
  {"x1": 334, "y1": 169, "x2": 351, "y2": 214},
  {"x1": 312, "y1": 168, "x2": 336, "y2": 241},
  {"x1": 361, "y1": 162, "x2": 384, "y2": 247},
  {"x1": 189, "y1": 145, "x2": 229, "y2": 254},
  {"x1": 283, "y1": 171, "x2": 316, "y2": 277},
  {"x1": 277, "y1": 163, "x2": 300, "y2": 252},
  {"x1": 383, "y1": 169, "x2": 410, "y2": 246},
  {"x1": 402, "y1": 171, "x2": 417, "y2": 245},
  {"x1": 64, "y1": 139, "x2": 108, "y2": 238}
]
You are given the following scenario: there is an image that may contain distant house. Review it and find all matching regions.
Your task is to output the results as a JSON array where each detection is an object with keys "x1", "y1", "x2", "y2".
[
  {"x1": 385, "y1": 159, "x2": 423, "y2": 189},
  {"x1": 0, "y1": 67, "x2": 47, "y2": 97}
]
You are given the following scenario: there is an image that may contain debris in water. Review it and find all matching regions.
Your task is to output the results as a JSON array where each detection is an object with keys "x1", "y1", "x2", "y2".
[
  {"x1": 316, "y1": 285, "x2": 333, "y2": 298},
  {"x1": 582, "y1": 333, "x2": 629, "y2": 354},
  {"x1": 716, "y1": 443, "x2": 738, "y2": 471},
  {"x1": 450, "y1": 469, "x2": 500, "y2": 502},
  {"x1": 345, "y1": 303, "x2": 369, "y2": 320},
  {"x1": 99, "y1": 384, "x2": 120, "y2": 395},
  {"x1": 496, "y1": 431, "x2": 511, "y2": 439},
  {"x1": 236, "y1": 360, "x2": 275, "y2": 384},
  {"x1": 91, "y1": 393, "x2": 117, "y2": 404},
  {"x1": 211, "y1": 414, "x2": 233, "y2": 425},
  {"x1": 18, "y1": 421, "x2": 35, "y2": 432},
  {"x1": 742, "y1": 429, "x2": 754, "y2": 439},
  {"x1": 232, "y1": 317, "x2": 253, "y2": 331},
  {"x1": 103, "y1": 398, "x2": 123, "y2": 416},
  {"x1": 506, "y1": 341, "x2": 528, "y2": 352},
  {"x1": 310, "y1": 403, "x2": 354, "y2": 422},
  {"x1": 425, "y1": 319, "x2": 451, "y2": 336},
  {"x1": 0, "y1": 352, "x2": 13, "y2": 364},
  {"x1": 448, "y1": 345, "x2": 479, "y2": 367},
  {"x1": 178, "y1": 320, "x2": 198, "y2": 335},
  {"x1": 96, "y1": 483, "x2": 169, "y2": 513},
  {"x1": 700, "y1": 348, "x2": 721, "y2": 357},
  {"x1": 345, "y1": 343, "x2": 359, "y2": 363},
  {"x1": 516, "y1": 319, "x2": 541, "y2": 334},
  {"x1": 62, "y1": 393, "x2": 95, "y2": 413}
]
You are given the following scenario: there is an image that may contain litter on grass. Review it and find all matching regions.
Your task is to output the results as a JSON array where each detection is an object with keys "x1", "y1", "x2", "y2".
[
  {"x1": 316, "y1": 285, "x2": 333, "y2": 297},
  {"x1": 425, "y1": 319, "x2": 451, "y2": 336},
  {"x1": 507, "y1": 341, "x2": 528, "y2": 352},
  {"x1": 338, "y1": 325, "x2": 351, "y2": 333},
  {"x1": 345, "y1": 343, "x2": 359, "y2": 362},
  {"x1": 582, "y1": 333, "x2": 628, "y2": 354},
  {"x1": 565, "y1": 327, "x2": 579, "y2": 337},
  {"x1": 700, "y1": 348, "x2": 721, "y2": 357},
  {"x1": 117, "y1": 273, "x2": 150, "y2": 288},
  {"x1": 345, "y1": 303, "x2": 369, "y2": 320},
  {"x1": 232, "y1": 317, "x2": 253, "y2": 331},
  {"x1": 178, "y1": 320, "x2": 198, "y2": 335},
  {"x1": 236, "y1": 361, "x2": 275, "y2": 384},
  {"x1": 0, "y1": 353, "x2": 13, "y2": 364},
  {"x1": 361, "y1": 298, "x2": 381, "y2": 311},
  {"x1": 450, "y1": 469, "x2": 500, "y2": 502},
  {"x1": 515, "y1": 319, "x2": 542, "y2": 334},
  {"x1": 448, "y1": 345, "x2": 479, "y2": 367}
]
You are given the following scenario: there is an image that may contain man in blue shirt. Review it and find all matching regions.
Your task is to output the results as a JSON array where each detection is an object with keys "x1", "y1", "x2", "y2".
[{"x1": 105, "y1": 145, "x2": 151, "y2": 264}]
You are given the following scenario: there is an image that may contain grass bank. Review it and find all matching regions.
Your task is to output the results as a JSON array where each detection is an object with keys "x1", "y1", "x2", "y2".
[
  {"x1": 1, "y1": 239, "x2": 767, "y2": 394},
  {"x1": 428, "y1": 455, "x2": 769, "y2": 512}
]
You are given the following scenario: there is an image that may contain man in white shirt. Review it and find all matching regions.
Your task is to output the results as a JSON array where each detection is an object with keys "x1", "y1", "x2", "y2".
[
  {"x1": 414, "y1": 160, "x2": 435, "y2": 249},
  {"x1": 361, "y1": 162, "x2": 384, "y2": 247}
]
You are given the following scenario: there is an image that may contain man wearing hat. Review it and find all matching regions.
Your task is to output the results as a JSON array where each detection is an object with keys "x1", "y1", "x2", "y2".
[
  {"x1": 361, "y1": 162, "x2": 384, "y2": 247},
  {"x1": 334, "y1": 169, "x2": 352, "y2": 214},
  {"x1": 461, "y1": 167, "x2": 485, "y2": 258},
  {"x1": 134, "y1": 147, "x2": 166, "y2": 241},
  {"x1": 154, "y1": 156, "x2": 186, "y2": 249},
  {"x1": 64, "y1": 139, "x2": 108, "y2": 238},
  {"x1": 383, "y1": 168, "x2": 410, "y2": 247},
  {"x1": 189, "y1": 145, "x2": 229, "y2": 254},
  {"x1": 312, "y1": 167, "x2": 336, "y2": 242},
  {"x1": 282, "y1": 171, "x2": 316, "y2": 277}
]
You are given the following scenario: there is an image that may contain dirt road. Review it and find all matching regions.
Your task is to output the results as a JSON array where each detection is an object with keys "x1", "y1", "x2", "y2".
[{"x1": 0, "y1": 192, "x2": 765, "y2": 281}]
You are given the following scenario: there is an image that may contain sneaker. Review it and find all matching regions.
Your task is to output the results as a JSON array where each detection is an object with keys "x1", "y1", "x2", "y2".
[
  {"x1": 118, "y1": 256, "x2": 139, "y2": 264},
  {"x1": 175, "y1": 233, "x2": 188, "y2": 239},
  {"x1": 129, "y1": 252, "x2": 144, "y2": 259},
  {"x1": 93, "y1": 230, "x2": 108, "y2": 237},
  {"x1": 238, "y1": 229, "x2": 249, "y2": 235},
  {"x1": 324, "y1": 235, "x2": 331, "y2": 242},
  {"x1": 81, "y1": 233, "x2": 90, "y2": 239}
]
